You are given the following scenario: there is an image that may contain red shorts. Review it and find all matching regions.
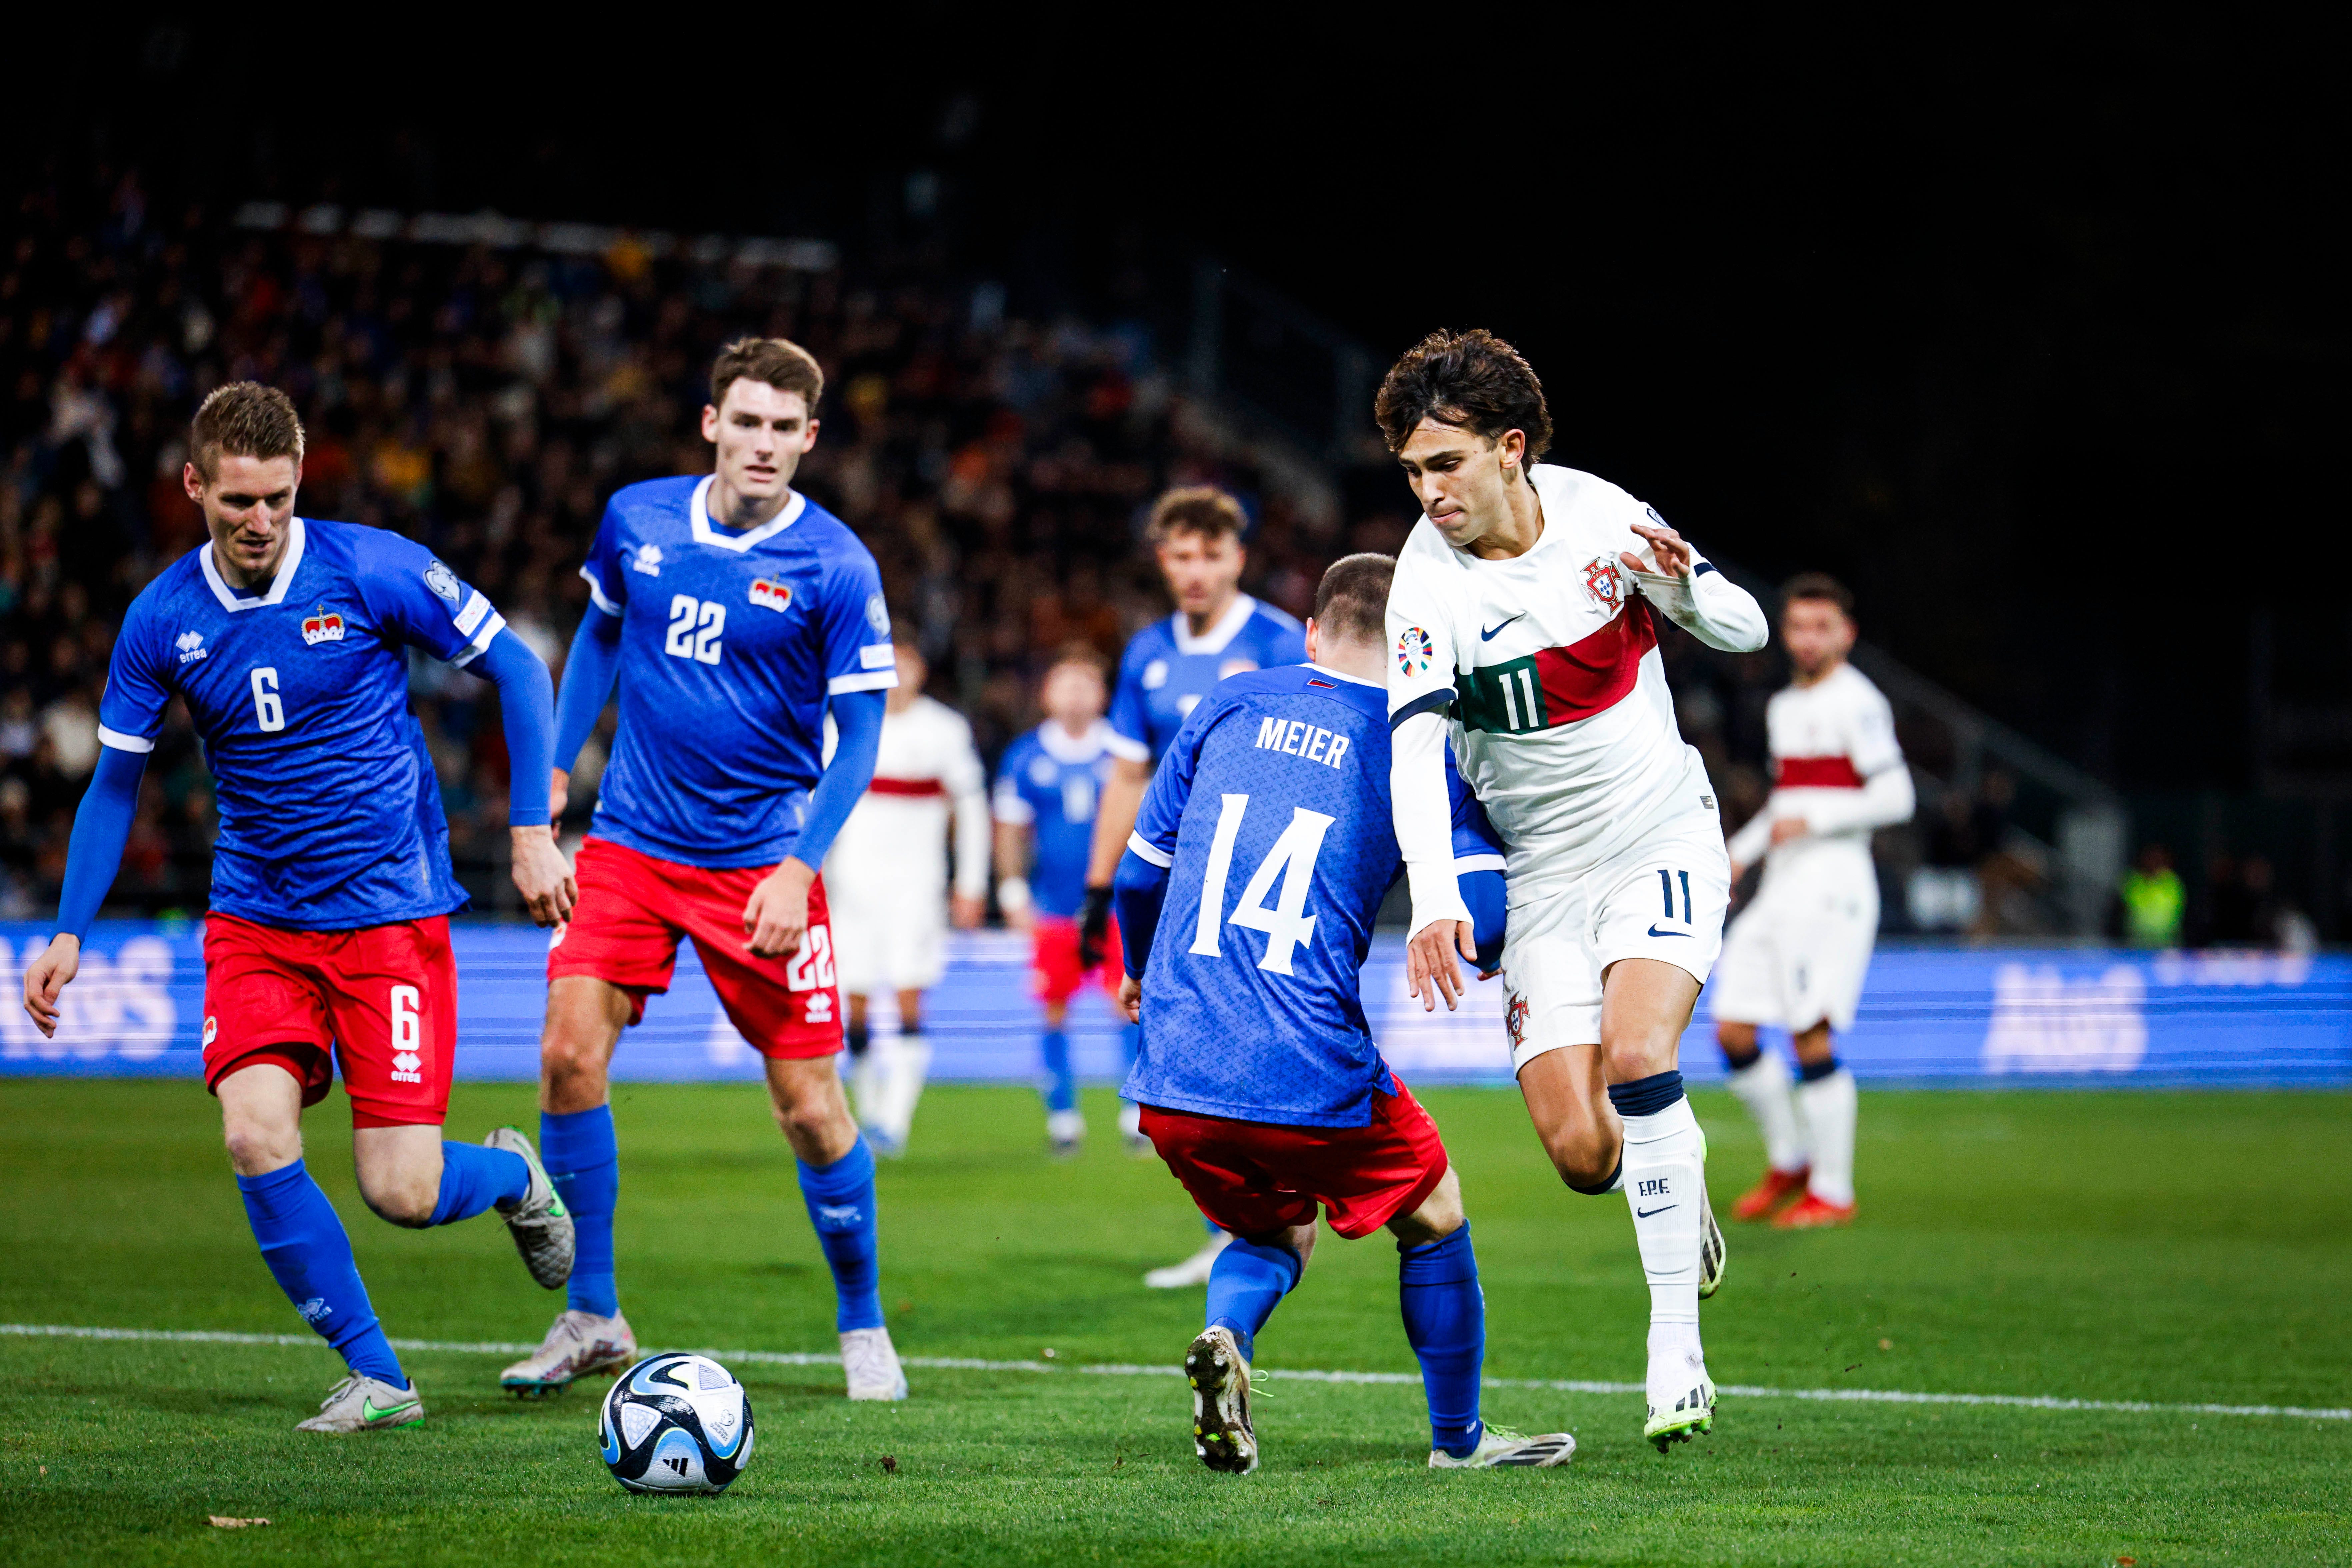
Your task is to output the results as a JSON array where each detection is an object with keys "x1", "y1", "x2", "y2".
[
  {"x1": 1030, "y1": 914, "x2": 1121, "y2": 1005},
  {"x1": 1140, "y1": 1079, "x2": 1450, "y2": 1240},
  {"x1": 201, "y1": 912, "x2": 457, "y2": 1130},
  {"x1": 548, "y1": 836, "x2": 843, "y2": 1060}
]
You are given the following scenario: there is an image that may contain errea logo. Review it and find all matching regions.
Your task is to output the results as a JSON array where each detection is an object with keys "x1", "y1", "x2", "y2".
[
  {"x1": 631, "y1": 544, "x2": 663, "y2": 577},
  {"x1": 177, "y1": 631, "x2": 208, "y2": 665}
]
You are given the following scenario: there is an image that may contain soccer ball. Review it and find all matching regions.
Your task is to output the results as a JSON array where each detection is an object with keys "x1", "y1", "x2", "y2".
[{"x1": 598, "y1": 1353, "x2": 755, "y2": 1494}]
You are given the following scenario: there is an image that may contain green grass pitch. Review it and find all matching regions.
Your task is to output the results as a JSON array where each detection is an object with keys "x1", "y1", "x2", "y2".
[{"x1": 1, "y1": 1080, "x2": 2346, "y2": 1566}]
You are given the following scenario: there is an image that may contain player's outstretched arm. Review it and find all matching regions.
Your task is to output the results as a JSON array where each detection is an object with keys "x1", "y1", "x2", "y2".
[
  {"x1": 743, "y1": 689, "x2": 886, "y2": 957},
  {"x1": 1620, "y1": 520, "x2": 1768, "y2": 653},
  {"x1": 473, "y1": 627, "x2": 575, "y2": 927},
  {"x1": 23, "y1": 746, "x2": 147, "y2": 1037},
  {"x1": 549, "y1": 605, "x2": 626, "y2": 822}
]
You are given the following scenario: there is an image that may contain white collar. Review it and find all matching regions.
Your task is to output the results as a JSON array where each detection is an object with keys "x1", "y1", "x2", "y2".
[
  {"x1": 199, "y1": 517, "x2": 308, "y2": 611},
  {"x1": 1170, "y1": 593, "x2": 1257, "y2": 655},
  {"x1": 1306, "y1": 661, "x2": 1382, "y2": 689},
  {"x1": 691, "y1": 474, "x2": 806, "y2": 552},
  {"x1": 1038, "y1": 719, "x2": 1115, "y2": 763}
]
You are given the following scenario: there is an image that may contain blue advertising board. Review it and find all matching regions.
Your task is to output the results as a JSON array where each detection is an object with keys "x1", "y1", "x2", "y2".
[{"x1": 0, "y1": 923, "x2": 2344, "y2": 1089}]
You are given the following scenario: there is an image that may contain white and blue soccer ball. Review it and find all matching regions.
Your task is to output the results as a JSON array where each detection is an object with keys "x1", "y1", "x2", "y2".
[{"x1": 599, "y1": 1353, "x2": 755, "y2": 1494}]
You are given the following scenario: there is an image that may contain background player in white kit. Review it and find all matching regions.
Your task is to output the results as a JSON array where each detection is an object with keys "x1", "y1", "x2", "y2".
[
  {"x1": 1377, "y1": 330, "x2": 1765, "y2": 1450},
  {"x1": 1713, "y1": 574, "x2": 1913, "y2": 1228},
  {"x1": 826, "y1": 641, "x2": 989, "y2": 1154}
]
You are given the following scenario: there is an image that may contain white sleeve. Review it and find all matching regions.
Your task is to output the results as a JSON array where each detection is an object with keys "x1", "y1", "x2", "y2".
[
  {"x1": 1725, "y1": 804, "x2": 1774, "y2": 868},
  {"x1": 1392, "y1": 710, "x2": 1473, "y2": 931},
  {"x1": 1799, "y1": 765, "x2": 1916, "y2": 837},
  {"x1": 945, "y1": 718, "x2": 990, "y2": 899},
  {"x1": 1630, "y1": 560, "x2": 1769, "y2": 653},
  {"x1": 1383, "y1": 549, "x2": 1460, "y2": 727}
]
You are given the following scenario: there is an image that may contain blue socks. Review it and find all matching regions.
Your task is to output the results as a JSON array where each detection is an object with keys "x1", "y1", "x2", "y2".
[
  {"x1": 237, "y1": 1161, "x2": 405, "y2": 1386},
  {"x1": 1400, "y1": 1224, "x2": 1486, "y2": 1458},
  {"x1": 1040, "y1": 1030, "x2": 1077, "y2": 1114},
  {"x1": 1203, "y1": 1236, "x2": 1302, "y2": 1364},
  {"x1": 798, "y1": 1138, "x2": 885, "y2": 1332},
  {"x1": 542, "y1": 1106, "x2": 620, "y2": 1319},
  {"x1": 427, "y1": 1142, "x2": 531, "y2": 1227}
]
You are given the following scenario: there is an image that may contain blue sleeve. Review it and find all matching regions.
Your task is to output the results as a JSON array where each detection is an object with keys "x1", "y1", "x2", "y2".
[
  {"x1": 991, "y1": 738, "x2": 1038, "y2": 826},
  {"x1": 471, "y1": 627, "x2": 554, "y2": 827},
  {"x1": 1113, "y1": 847, "x2": 1171, "y2": 978},
  {"x1": 579, "y1": 500, "x2": 629, "y2": 615},
  {"x1": 358, "y1": 532, "x2": 506, "y2": 668},
  {"x1": 1446, "y1": 745, "x2": 1506, "y2": 863},
  {"x1": 552, "y1": 606, "x2": 623, "y2": 775},
  {"x1": 56, "y1": 747, "x2": 147, "y2": 939},
  {"x1": 1104, "y1": 643, "x2": 1153, "y2": 763},
  {"x1": 1445, "y1": 746, "x2": 1506, "y2": 967},
  {"x1": 790, "y1": 688, "x2": 884, "y2": 867},
  {"x1": 95, "y1": 601, "x2": 171, "y2": 752},
  {"x1": 1461, "y1": 869, "x2": 1507, "y2": 972},
  {"x1": 818, "y1": 549, "x2": 897, "y2": 699}
]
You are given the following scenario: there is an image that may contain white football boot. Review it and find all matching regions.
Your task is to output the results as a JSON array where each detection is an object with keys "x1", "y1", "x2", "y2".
[
  {"x1": 1427, "y1": 1424, "x2": 1577, "y2": 1469},
  {"x1": 295, "y1": 1372, "x2": 423, "y2": 1433},
  {"x1": 1185, "y1": 1326, "x2": 1256, "y2": 1475},
  {"x1": 485, "y1": 1128, "x2": 575, "y2": 1290},
  {"x1": 1046, "y1": 1108, "x2": 1086, "y2": 1157},
  {"x1": 1144, "y1": 1231, "x2": 1231, "y2": 1289},
  {"x1": 1645, "y1": 1355, "x2": 1718, "y2": 1452},
  {"x1": 500, "y1": 1309, "x2": 637, "y2": 1396},
  {"x1": 842, "y1": 1326, "x2": 909, "y2": 1401}
]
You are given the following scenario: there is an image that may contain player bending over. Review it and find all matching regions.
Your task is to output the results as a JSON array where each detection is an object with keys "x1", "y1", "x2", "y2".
[
  {"x1": 1080, "y1": 486, "x2": 1305, "y2": 1285},
  {"x1": 1714, "y1": 574, "x2": 1912, "y2": 1227},
  {"x1": 507, "y1": 339, "x2": 907, "y2": 1402},
  {"x1": 826, "y1": 641, "x2": 989, "y2": 1154},
  {"x1": 992, "y1": 647, "x2": 1121, "y2": 1153},
  {"x1": 23, "y1": 384, "x2": 577, "y2": 1433},
  {"x1": 1378, "y1": 331, "x2": 1760, "y2": 1450},
  {"x1": 1114, "y1": 553, "x2": 1569, "y2": 1473}
]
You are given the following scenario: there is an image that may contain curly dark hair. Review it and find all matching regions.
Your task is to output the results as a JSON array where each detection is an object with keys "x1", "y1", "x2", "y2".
[{"x1": 1373, "y1": 328, "x2": 1552, "y2": 473}]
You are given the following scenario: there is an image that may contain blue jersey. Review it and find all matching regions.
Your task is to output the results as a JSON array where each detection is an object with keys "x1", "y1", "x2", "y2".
[
  {"x1": 992, "y1": 721, "x2": 1117, "y2": 918},
  {"x1": 1120, "y1": 664, "x2": 1504, "y2": 1128},
  {"x1": 97, "y1": 518, "x2": 506, "y2": 930},
  {"x1": 579, "y1": 476, "x2": 895, "y2": 870},
  {"x1": 1105, "y1": 596, "x2": 1306, "y2": 766}
]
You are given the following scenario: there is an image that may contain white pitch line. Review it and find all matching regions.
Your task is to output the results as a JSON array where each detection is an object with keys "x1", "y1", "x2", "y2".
[{"x1": 3, "y1": 1322, "x2": 2344, "y2": 1422}]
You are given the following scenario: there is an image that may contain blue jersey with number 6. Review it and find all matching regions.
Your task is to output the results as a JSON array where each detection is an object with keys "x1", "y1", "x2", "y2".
[
  {"x1": 1120, "y1": 664, "x2": 1502, "y2": 1127},
  {"x1": 577, "y1": 475, "x2": 895, "y2": 871}
]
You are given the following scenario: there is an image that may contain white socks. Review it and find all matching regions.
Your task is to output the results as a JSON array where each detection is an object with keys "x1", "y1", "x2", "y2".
[
  {"x1": 1796, "y1": 1066, "x2": 1857, "y2": 1207},
  {"x1": 877, "y1": 1032, "x2": 933, "y2": 1148},
  {"x1": 1727, "y1": 1049, "x2": 1809, "y2": 1174},
  {"x1": 1620, "y1": 1094, "x2": 1705, "y2": 1332}
]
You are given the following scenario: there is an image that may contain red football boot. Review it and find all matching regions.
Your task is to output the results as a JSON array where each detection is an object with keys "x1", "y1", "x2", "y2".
[
  {"x1": 1773, "y1": 1193, "x2": 1857, "y2": 1229},
  {"x1": 1731, "y1": 1166, "x2": 1809, "y2": 1222}
]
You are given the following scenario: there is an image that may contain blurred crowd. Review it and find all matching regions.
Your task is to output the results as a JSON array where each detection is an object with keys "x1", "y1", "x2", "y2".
[{"x1": 2, "y1": 168, "x2": 2310, "y2": 949}]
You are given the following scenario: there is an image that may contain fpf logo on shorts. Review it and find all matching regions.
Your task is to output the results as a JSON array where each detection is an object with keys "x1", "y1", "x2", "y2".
[
  {"x1": 1581, "y1": 556, "x2": 1623, "y2": 612},
  {"x1": 1396, "y1": 626, "x2": 1434, "y2": 676}
]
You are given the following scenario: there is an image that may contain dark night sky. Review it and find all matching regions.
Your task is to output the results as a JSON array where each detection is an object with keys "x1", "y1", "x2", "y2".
[{"x1": 13, "y1": 8, "x2": 2346, "y2": 791}]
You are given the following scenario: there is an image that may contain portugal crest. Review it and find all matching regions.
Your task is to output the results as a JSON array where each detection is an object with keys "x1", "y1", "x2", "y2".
[
  {"x1": 1505, "y1": 989, "x2": 1530, "y2": 1051},
  {"x1": 1580, "y1": 556, "x2": 1623, "y2": 612}
]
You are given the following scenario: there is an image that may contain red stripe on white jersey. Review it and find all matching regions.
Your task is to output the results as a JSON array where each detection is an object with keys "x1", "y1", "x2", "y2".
[
  {"x1": 1774, "y1": 755, "x2": 1864, "y2": 789},
  {"x1": 1532, "y1": 598, "x2": 1658, "y2": 724},
  {"x1": 867, "y1": 777, "x2": 947, "y2": 798}
]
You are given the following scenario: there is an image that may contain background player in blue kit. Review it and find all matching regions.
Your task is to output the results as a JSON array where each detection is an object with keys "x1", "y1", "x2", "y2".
[
  {"x1": 505, "y1": 339, "x2": 910, "y2": 1403},
  {"x1": 1111, "y1": 553, "x2": 1572, "y2": 1474},
  {"x1": 992, "y1": 647, "x2": 1120, "y2": 1152},
  {"x1": 1078, "y1": 486, "x2": 1306, "y2": 1281},
  {"x1": 20, "y1": 384, "x2": 577, "y2": 1433}
]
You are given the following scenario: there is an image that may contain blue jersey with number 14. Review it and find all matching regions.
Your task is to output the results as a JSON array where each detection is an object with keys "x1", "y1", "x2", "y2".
[{"x1": 1120, "y1": 664, "x2": 1502, "y2": 1128}]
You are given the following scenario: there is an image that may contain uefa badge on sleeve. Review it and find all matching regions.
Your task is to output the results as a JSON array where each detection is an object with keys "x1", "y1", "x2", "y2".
[{"x1": 1396, "y1": 626, "x2": 1434, "y2": 677}]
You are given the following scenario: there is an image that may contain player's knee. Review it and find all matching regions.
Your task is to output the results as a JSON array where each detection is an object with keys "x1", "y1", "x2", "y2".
[
  {"x1": 357, "y1": 1167, "x2": 439, "y2": 1228},
  {"x1": 1716, "y1": 1019, "x2": 1756, "y2": 1052},
  {"x1": 220, "y1": 1116, "x2": 300, "y2": 1178},
  {"x1": 1541, "y1": 1128, "x2": 1619, "y2": 1192},
  {"x1": 540, "y1": 1031, "x2": 611, "y2": 1105}
]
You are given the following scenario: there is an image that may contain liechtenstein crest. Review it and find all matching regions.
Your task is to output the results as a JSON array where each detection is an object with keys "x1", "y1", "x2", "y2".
[
  {"x1": 300, "y1": 605, "x2": 346, "y2": 646},
  {"x1": 1580, "y1": 556, "x2": 1623, "y2": 612},
  {"x1": 749, "y1": 577, "x2": 793, "y2": 613}
]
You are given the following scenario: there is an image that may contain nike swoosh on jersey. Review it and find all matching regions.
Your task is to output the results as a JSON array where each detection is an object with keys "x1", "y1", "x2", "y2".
[
  {"x1": 1645, "y1": 924, "x2": 1693, "y2": 938},
  {"x1": 1479, "y1": 613, "x2": 1526, "y2": 641}
]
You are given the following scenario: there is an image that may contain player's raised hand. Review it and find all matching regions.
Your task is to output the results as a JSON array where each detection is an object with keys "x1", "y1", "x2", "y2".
[
  {"x1": 1623, "y1": 520, "x2": 1695, "y2": 580},
  {"x1": 1405, "y1": 918, "x2": 1477, "y2": 1013},
  {"x1": 1116, "y1": 973, "x2": 1142, "y2": 1025},
  {"x1": 510, "y1": 825, "x2": 578, "y2": 927},
  {"x1": 21, "y1": 933, "x2": 80, "y2": 1039},
  {"x1": 744, "y1": 858, "x2": 815, "y2": 958}
]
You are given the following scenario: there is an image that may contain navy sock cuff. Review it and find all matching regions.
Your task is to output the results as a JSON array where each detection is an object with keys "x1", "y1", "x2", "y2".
[
  {"x1": 1720, "y1": 1041, "x2": 1762, "y2": 1070},
  {"x1": 1798, "y1": 1056, "x2": 1844, "y2": 1083},
  {"x1": 1567, "y1": 1156, "x2": 1623, "y2": 1197},
  {"x1": 1606, "y1": 1070, "x2": 1686, "y2": 1118}
]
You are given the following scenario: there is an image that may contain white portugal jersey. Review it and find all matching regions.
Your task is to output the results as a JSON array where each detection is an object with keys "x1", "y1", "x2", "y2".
[
  {"x1": 1726, "y1": 662, "x2": 1911, "y2": 883},
  {"x1": 826, "y1": 694, "x2": 989, "y2": 903},
  {"x1": 1385, "y1": 464, "x2": 1767, "y2": 892}
]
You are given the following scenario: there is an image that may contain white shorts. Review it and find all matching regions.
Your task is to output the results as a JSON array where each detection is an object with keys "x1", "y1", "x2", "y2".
[
  {"x1": 1711, "y1": 857, "x2": 1880, "y2": 1033},
  {"x1": 1499, "y1": 799, "x2": 1731, "y2": 1074},
  {"x1": 829, "y1": 892, "x2": 947, "y2": 995}
]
